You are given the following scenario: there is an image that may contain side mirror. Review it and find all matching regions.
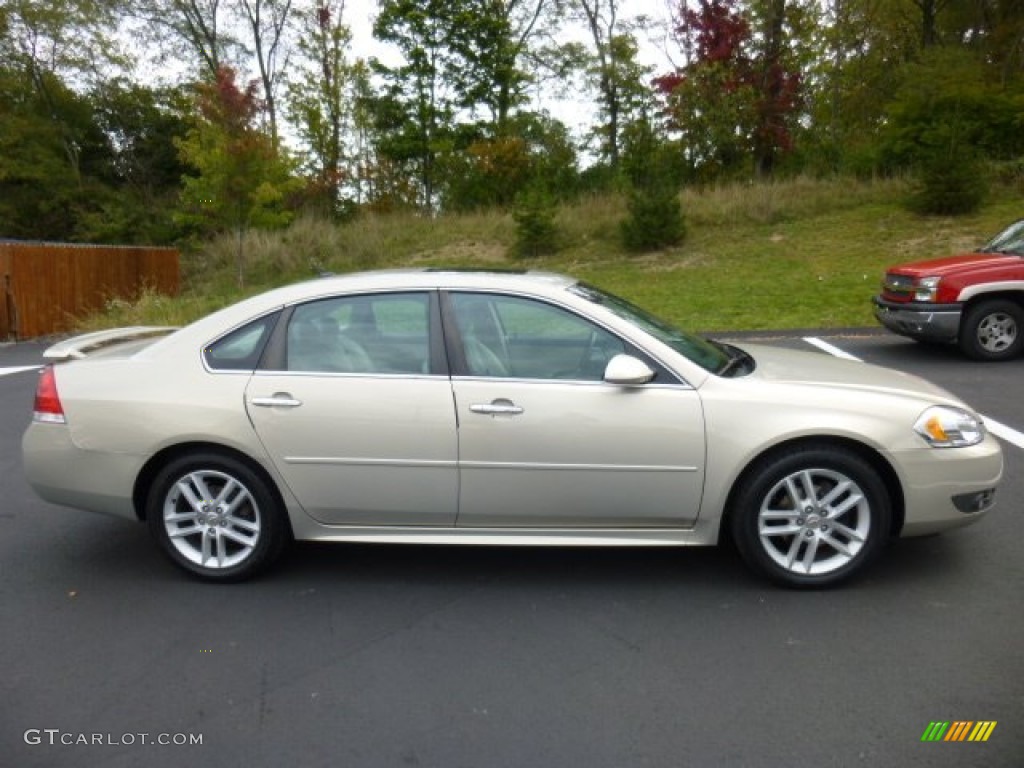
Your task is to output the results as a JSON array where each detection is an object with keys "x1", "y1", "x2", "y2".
[{"x1": 603, "y1": 354, "x2": 655, "y2": 386}]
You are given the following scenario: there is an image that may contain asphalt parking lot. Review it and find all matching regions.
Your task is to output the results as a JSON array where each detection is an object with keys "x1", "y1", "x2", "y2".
[{"x1": 1, "y1": 332, "x2": 1021, "y2": 768}]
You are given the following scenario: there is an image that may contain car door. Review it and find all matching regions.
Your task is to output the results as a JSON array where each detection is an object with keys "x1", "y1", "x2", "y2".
[
  {"x1": 245, "y1": 291, "x2": 459, "y2": 526},
  {"x1": 445, "y1": 291, "x2": 706, "y2": 528}
]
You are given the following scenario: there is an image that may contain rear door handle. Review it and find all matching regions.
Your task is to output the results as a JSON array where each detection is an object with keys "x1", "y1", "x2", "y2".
[
  {"x1": 470, "y1": 399, "x2": 523, "y2": 416},
  {"x1": 250, "y1": 393, "x2": 303, "y2": 408}
]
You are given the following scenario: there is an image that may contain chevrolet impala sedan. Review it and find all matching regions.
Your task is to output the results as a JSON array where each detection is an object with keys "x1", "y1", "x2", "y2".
[{"x1": 22, "y1": 270, "x2": 1003, "y2": 587}]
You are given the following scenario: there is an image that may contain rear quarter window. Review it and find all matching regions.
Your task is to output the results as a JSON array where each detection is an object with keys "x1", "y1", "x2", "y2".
[{"x1": 204, "y1": 312, "x2": 280, "y2": 371}]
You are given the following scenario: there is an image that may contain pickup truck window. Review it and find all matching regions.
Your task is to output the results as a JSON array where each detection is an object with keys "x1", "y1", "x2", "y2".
[{"x1": 981, "y1": 219, "x2": 1024, "y2": 256}]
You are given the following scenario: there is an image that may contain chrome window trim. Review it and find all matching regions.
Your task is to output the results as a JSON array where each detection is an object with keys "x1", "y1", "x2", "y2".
[
  {"x1": 250, "y1": 369, "x2": 450, "y2": 381},
  {"x1": 441, "y1": 287, "x2": 690, "y2": 387},
  {"x1": 269, "y1": 289, "x2": 438, "y2": 377},
  {"x1": 450, "y1": 374, "x2": 693, "y2": 391},
  {"x1": 200, "y1": 308, "x2": 284, "y2": 374}
]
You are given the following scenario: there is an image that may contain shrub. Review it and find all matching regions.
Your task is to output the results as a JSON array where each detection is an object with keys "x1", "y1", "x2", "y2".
[
  {"x1": 909, "y1": 149, "x2": 987, "y2": 216},
  {"x1": 512, "y1": 184, "x2": 559, "y2": 258},
  {"x1": 621, "y1": 186, "x2": 686, "y2": 252},
  {"x1": 619, "y1": 119, "x2": 686, "y2": 252}
]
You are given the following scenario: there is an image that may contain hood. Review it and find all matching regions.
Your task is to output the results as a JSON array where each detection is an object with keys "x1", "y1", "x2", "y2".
[
  {"x1": 736, "y1": 343, "x2": 960, "y2": 404},
  {"x1": 886, "y1": 252, "x2": 1019, "y2": 279}
]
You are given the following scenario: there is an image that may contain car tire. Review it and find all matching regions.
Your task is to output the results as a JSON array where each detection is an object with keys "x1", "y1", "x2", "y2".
[
  {"x1": 146, "y1": 452, "x2": 289, "y2": 581},
  {"x1": 731, "y1": 445, "x2": 891, "y2": 588},
  {"x1": 959, "y1": 299, "x2": 1023, "y2": 361}
]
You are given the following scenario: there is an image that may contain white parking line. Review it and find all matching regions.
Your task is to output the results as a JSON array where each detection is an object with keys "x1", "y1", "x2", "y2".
[
  {"x1": 983, "y1": 417, "x2": 1024, "y2": 451},
  {"x1": 0, "y1": 366, "x2": 41, "y2": 377},
  {"x1": 802, "y1": 336, "x2": 1024, "y2": 451},
  {"x1": 801, "y1": 337, "x2": 863, "y2": 362}
]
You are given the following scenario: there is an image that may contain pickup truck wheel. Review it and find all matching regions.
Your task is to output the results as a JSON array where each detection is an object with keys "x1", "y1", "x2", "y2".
[{"x1": 959, "y1": 299, "x2": 1023, "y2": 361}]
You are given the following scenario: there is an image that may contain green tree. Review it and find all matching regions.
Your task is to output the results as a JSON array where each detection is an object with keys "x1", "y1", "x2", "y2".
[
  {"x1": 236, "y1": 0, "x2": 296, "y2": 148},
  {"x1": 0, "y1": 66, "x2": 84, "y2": 239},
  {"x1": 513, "y1": 181, "x2": 559, "y2": 257},
  {"x1": 446, "y1": 0, "x2": 556, "y2": 133},
  {"x1": 372, "y1": 0, "x2": 574, "y2": 211},
  {"x1": 131, "y1": 0, "x2": 238, "y2": 79},
  {"x1": 882, "y1": 47, "x2": 1024, "y2": 169},
  {"x1": 804, "y1": 0, "x2": 921, "y2": 173},
  {"x1": 286, "y1": 2, "x2": 354, "y2": 217},
  {"x1": 570, "y1": 0, "x2": 653, "y2": 170},
  {"x1": 442, "y1": 113, "x2": 579, "y2": 210},
  {"x1": 881, "y1": 47, "x2": 1024, "y2": 213},
  {"x1": 910, "y1": 0, "x2": 952, "y2": 48},
  {"x1": 372, "y1": 0, "x2": 456, "y2": 211},
  {"x1": 619, "y1": 119, "x2": 685, "y2": 252},
  {"x1": 176, "y1": 66, "x2": 300, "y2": 284},
  {"x1": 88, "y1": 80, "x2": 193, "y2": 242},
  {"x1": 0, "y1": 0, "x2": 123, "y2": 182}
]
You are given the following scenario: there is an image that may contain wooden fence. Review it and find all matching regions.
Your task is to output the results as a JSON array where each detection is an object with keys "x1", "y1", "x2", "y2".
[{"x1": 0, "y1": 242, "x2": 179, "y2": 339}]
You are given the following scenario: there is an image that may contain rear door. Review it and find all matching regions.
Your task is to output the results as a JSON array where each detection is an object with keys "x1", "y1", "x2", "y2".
[{"x1": 245, "y1": 291, "x2": 459, "y2": 526}]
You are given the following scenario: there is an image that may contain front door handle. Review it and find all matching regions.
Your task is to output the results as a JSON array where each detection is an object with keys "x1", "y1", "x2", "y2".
[
  {"x1": 469, "y1": 399, "x2": 524, "y2": 416},
  {"x1": 250, "y1": 393, "x2": 303, "y2": 408}
]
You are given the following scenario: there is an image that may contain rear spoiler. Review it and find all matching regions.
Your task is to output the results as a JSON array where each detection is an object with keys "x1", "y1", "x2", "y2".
[{"x1": 43, "y1": 326, "x2": 179, "y2": 361}]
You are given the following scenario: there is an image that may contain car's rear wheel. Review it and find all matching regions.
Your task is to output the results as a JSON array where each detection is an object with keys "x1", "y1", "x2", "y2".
[
  {"x1": 731, "y1": 446, "x2": 890, "y2": 588},
  {"x1": 146, "y1": 453, "x2": 288, "y2": 581},
  {"x1": 959, "y1": 299, "x2": 1023, "y2": 361}
]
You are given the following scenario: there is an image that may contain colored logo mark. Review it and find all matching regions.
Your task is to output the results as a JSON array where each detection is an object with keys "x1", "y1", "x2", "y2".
[{"x1": 921, "y1": 721, "x2": 997, "y2": 742}]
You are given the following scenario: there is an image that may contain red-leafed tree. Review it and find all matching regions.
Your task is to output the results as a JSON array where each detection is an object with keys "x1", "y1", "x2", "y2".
[
  {"x1": 753, "y1": 0, "x2": 802, "y2": 175},
  {"x1": 655, "y1": 0, "x2": 803, "y2": 178}
]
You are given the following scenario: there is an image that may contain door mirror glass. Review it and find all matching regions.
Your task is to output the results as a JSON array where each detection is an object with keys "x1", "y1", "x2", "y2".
[{"x1": 603, "y1": 354, "x2": 655, "y2": 386}]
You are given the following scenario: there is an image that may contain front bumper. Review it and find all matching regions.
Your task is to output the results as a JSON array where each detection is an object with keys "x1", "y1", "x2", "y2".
[
  {"x1": 890, "y1": 434, "x2": 1003, "y2": 537},
  {"x1": 873, "y1": 296, "x2": 962, "y2": 343}
]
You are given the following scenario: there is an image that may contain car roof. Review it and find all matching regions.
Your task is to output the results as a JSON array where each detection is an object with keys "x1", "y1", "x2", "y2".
[
  {"x1": 247, "y1": 268, "x2": 578, "y2": 308},
  {"x1": 316, "y1": 268, "x2": 575, "y2": 291},
  {"x1": 159, "y1": 269, "x2": 582, "y2": 350}
]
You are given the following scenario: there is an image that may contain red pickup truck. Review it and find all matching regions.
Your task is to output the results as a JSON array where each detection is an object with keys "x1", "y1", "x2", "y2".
[{"x1": 873, "y1": 220, "x2": 1024, "y2": 361}]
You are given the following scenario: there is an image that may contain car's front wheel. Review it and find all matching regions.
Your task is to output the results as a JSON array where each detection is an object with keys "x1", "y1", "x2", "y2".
[
  {"x1": 731, "y1": 446, "x2": 891, "y2": 588},
  {"x1": 959, "y1": 299, "x2": 1023, "y2": 361},
  {"x1": 146, "y1": 453, "x2": 288, "y2": 581}
]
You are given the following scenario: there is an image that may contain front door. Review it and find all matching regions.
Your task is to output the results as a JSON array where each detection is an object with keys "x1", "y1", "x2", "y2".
[{"x1": 446, "y1": 292, "x2": 706, "y2": 528}]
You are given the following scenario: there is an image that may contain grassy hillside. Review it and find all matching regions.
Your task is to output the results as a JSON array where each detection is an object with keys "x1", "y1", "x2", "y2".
[{"x1": 84, "y1": 177, "x2": 1023, "y2": 333}]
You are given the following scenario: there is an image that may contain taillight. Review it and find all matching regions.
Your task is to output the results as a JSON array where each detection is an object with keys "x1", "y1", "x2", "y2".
[{"x1": 33, "y1": 366, "x2": 66, "y2": 424}]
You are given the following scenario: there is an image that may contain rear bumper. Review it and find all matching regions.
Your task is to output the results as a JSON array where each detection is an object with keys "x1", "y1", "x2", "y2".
[
  {"x1": 22, "y1": 423, "x2": 140, "y2": 520},
  {"x1": 872, "y1": 296, "x2": 962, "y2": 342}
]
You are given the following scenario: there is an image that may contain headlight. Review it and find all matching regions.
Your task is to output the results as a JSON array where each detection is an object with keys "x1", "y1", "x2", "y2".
[
  {"x1": 914, "y1": 406, "x2": 985, "y2": 448},
  {"x1": 914, "y1": 276, "x2": 941, "y2": 302}
]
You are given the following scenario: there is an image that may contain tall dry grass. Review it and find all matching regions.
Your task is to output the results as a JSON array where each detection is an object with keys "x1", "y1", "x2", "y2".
[{"x1": 74, "y1": 175, "x2": 1012, "y2": 332}]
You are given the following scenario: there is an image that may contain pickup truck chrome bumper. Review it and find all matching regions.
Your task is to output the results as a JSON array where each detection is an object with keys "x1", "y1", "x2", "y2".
[{"x1": 872, "y1": 297, "x2": 962, "y2": 342}]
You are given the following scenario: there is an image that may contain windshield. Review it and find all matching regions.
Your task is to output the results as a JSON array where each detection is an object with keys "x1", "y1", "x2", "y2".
[
  {"x1": 569, "y1": 283, "x2": 732, "y2": 373},
  {"x1": 982, "y1": 220, "x2": 1024, "y2": 255}
]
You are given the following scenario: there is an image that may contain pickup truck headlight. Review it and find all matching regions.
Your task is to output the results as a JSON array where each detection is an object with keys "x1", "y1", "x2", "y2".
[
  {"x1": 914, "y1": 406, "x2": 985, "y2": 448},
  {"x1": 913, "y1": 276, "x2": 941, "y2": 302}
]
